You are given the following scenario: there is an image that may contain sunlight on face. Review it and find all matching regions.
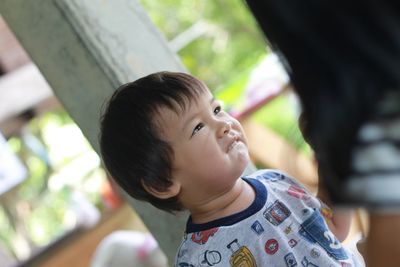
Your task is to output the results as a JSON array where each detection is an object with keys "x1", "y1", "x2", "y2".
[{"x1": 155, "y1": 88, "x2": 250, "y2": 208}]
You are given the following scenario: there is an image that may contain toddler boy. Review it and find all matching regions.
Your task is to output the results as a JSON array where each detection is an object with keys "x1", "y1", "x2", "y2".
[{"x1": 99, "y1": 71, "x2": 363, "y2": 266}]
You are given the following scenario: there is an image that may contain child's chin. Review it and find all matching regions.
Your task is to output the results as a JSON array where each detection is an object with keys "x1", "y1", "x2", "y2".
[{"x1": 238, "y1": 152, "x2": 251, "y2": 168}]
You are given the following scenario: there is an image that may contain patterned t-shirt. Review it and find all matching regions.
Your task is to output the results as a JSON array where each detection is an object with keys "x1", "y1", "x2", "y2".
[{"x1": 175, "y1": 169, "x2": 363, "y2": 267}]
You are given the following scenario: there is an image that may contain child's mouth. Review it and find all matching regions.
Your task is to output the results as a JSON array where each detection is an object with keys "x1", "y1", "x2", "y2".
[{"x1": 227, "y1": 136, "x2": 240, "y2": 152}]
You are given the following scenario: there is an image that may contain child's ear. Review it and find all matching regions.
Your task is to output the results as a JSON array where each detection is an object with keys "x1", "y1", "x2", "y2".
[{"x1": 141, "y1": 179, "x2": 181, "y2": 199}]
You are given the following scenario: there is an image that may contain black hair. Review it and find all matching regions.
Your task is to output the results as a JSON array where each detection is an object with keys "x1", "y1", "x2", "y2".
[
  {"x1": 246, "y1": 0, "x2": 400, "y2": 203},
  {"x1": 99, "y1": 71, "x2": 206, "y2": 212}
]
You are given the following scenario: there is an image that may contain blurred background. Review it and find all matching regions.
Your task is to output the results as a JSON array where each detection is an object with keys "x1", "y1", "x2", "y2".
[{"x1": 0, "y1": 1, "x2": 343, "y2": 266}]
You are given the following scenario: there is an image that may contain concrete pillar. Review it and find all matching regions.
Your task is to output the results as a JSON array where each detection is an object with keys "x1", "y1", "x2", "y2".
[{"x1": 0, "y1": 0, "x2": 187, "y2": 262}]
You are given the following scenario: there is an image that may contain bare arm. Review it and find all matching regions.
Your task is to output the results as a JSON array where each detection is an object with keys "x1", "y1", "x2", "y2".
[{"x1": 316, "y1": 178, "x2": 353, "y2": 242}]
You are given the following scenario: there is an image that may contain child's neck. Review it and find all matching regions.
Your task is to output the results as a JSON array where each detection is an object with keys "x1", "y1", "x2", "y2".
[{"x1": 189, "y1": 179, "x2": 255, "y2": 224}]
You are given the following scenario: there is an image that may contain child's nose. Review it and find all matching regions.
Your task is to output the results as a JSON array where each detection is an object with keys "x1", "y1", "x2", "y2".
[{"x1": 217, "y1": 120, "x2": 232, "y2": 138}]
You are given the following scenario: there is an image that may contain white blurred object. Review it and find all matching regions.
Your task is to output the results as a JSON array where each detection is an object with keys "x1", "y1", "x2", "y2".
[
  {"x1": 66, "y1": 190, "x2": 100, "y2": 229},
  {"x1": 0, "y1": 63, "x2": 52, "y2": 123},
  {"x1": 244, "y1": 52, "x2": 289, "y2": 106},
  {"x1": 343, "y1": 232, "x2": 366, "y2": 267},
  {"x1": 0, "y1": 132, "x2": 27, "y2": 196},
  {"x1": 91, "y1": 231, "x2": 168, "y2": 267},
  {"x1": 231, "y1": 53, "x2": 290, "y2": 120}
]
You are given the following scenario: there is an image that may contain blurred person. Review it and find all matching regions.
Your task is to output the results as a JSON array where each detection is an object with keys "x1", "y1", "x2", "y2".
[{"x1": 245, "y1": 1, "x2": 400, "y2": 265}]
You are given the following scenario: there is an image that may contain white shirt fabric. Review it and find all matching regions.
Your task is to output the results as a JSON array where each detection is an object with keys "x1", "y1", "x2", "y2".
[{"x1": 175, "y1": 169, "x2": 364, "y2": 267}]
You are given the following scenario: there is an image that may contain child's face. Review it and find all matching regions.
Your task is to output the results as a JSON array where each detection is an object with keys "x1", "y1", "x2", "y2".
[{"x1": 156, "y1": 87, "x2": 250, "y2": 208}]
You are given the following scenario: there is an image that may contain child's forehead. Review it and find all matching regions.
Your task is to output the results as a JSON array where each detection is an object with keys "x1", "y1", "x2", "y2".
[
  {"x1": 167, "y1": 88, "x2": 212, "y2": 113},
  {"x1": 153, "y1": 90, "x2": 213, "y2": 132}
]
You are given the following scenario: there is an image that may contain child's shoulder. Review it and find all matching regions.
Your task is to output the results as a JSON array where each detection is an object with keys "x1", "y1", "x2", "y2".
[{"x1": 245, "y1": 169, "x2": 309, "y2": 191}]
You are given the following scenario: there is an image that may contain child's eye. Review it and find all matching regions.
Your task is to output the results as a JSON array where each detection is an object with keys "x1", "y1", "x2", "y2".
[
  {"x1": 191, "y1": 123, "x2": 204, "y2": 137},
  {"x1": 214, "y1": 105, "x2": 222, "y2": 115}
]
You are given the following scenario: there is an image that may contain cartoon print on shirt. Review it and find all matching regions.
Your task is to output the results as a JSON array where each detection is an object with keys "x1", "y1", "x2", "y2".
[
  {"x1": 251, "y1": 220, "x2": 264, "y2": 235},
  {"x1": 288, "y1": 238, "x2": 298, "y2": 248},
  {"x1": 284, "y1": 252, "x2": 298, "y2": 267},
  {"x1": 287, "y1": 185, "x2": 311, "y2": 201},
  {"x1": 176, "y1": 244, "x2": 190, "y2": 259},
  {"x1": 284, "y1": 223, "x2": 293, "y2": 234},
  {"x1": 302, "y1": 208, "x2": 312, "y2": 217},
  {"x1": 227, "y1": 239, "x2": 257, "y2": 267},
  {"x1": 176, "y1": 172, "x2": 361, "y2": 266},
  {"x1": 264, "y1": 239, "x2": 279, "y2": 255},
  {"x1": 256, "y1": 171, "x2": 285, "y2": 182},
  {"x1": 324, "y1": 231, "x2": 342, "y2": 250},
  {"x1": 198, "y1": 250, "x2": 222, "y2": 266},
  {"x1": 310, "y1": 248, "x2": 321, "y2": 259},
  {"x1": 301, "y1": 256, "x2": 319, "y2": 267},
  {"x1": 191, "y1": 227, "x2": 219, "y2": 245},
  {"x1": 263, "y1": 200, "x2": 291, "y2": 226},
  {"x1": 299, "y1": 210, "x2": 348, "y2": 260}
]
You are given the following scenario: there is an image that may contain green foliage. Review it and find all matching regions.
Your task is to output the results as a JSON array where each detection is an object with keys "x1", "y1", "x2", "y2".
[
  {"x1": 140, "y1": 0, "x2": 309, "y2": 155},
  {"x1": 251, "y1": 95, "x2": 310, "y2": 154},
  {"x1": 27, "y1": 192, "x2": 69, "y2": 245},
  {"x1": 1, "y1": 110, "x2": 105, "y2": 259},
  {"x1": 0, "y1": 208, "x2": 11, "y2": 233},
  {"x1": 214, "y1": 65, "x2": 253, "y2": 107},
  {"x1": 140, "y1": 0, "x2": 267, "y2": 90},
  {"x1": 17, "y1": 155, "x2": 47, "y2": 200}
]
